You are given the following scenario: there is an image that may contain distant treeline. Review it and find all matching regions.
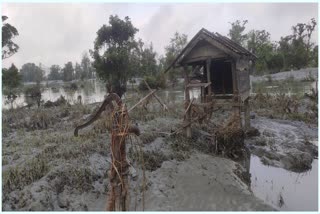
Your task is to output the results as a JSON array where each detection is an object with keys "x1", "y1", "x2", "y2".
[
  {"x1": 228, "y1": 19, "x2": 317, "y2": 75},
  {"x1": 15, "y1": 52, "x2": 95, "y2": 83}
]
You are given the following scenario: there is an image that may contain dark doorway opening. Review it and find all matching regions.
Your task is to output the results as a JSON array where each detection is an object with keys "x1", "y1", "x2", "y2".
[{"x1": 210, "y1": 61, "x2": 233, "y2": 94}]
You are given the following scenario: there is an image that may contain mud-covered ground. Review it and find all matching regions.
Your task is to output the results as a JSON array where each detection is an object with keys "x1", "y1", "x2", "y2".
[
  {"x1": 2, "y1": 92, "x2": 317, "y2": 211},
  {"x1": 246, "y1": 117, "x2": 317, "y2": 172}
]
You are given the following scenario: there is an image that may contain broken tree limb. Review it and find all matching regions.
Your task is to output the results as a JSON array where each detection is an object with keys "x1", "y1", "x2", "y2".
[
  {"x1": 143, "y1": 80, "x2": 168, "y2": 111},
  {"x1": 128, "y1": 90, "x2": 156, "y2": 113}
]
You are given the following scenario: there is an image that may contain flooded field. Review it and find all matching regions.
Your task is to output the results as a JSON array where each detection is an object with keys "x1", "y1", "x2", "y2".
[
  {"x1": 2, "y1": 76, "x2": 315, "y2": 109},
  {"x1": 250, "y1": 67, "x2": 317, "y2": 96},
  {"x1": 2, "y1": 80, "x2": 107, "y2": 109},
  {"x1": 251, "y1": 79, "x2": 316, "y2": 96},
  {"x1": 2, "y1": 76, "x2": 318, "y2": 211},
  {"x1": 2, "y1": 79, "x2": 195, "y2": 109}
]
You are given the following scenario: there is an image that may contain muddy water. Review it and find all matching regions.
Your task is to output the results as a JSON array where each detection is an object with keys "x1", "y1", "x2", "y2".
[
  {"x1": 3, "y1": 77, "x2": 314, "y2": 109},
  {"x1": 2, "y1": 80, "x2": 201, "y2": 109},
  {"x1": 2, "y1": 80, "x2": 107, "y2": 109},
  {"x1": 251, "y1": 80, "x2": 316, "y2": 96},
  {"x1": 250, "y1": 155, "x2": 318, "y2": 211}
]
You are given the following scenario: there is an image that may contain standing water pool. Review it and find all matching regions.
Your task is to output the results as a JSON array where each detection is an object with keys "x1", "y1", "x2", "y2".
[{"x1": 250, "y1": 155, "x2": 318, "y2": 211}]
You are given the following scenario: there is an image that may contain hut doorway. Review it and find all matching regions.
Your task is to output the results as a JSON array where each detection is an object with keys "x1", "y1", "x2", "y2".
[{"x1": 210, "y1": 60, "x2": 233, "y2": 95}]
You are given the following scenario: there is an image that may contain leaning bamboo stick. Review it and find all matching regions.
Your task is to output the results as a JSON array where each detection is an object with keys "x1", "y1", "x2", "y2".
[
  {"x1": 128, "y1": 90, "x2": 156, "y2": 112},
  {"x1": 183, "y1": 98, "x2": 195, "y2": 116},
  {"x1": 143, "y1": 80, "x2": 168, "y2": 111},
  {"x1": 171, "y1": 106, "x2": 222, "y2": 136}
]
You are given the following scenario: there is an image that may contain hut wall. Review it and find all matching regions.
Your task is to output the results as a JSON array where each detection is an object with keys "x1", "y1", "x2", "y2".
[
  {"x1": 236, "y1": 58, "x2": 251, "y2": 101},
  {"x1": 182, "y1": 40, "x2": 227, "y2": 64}
]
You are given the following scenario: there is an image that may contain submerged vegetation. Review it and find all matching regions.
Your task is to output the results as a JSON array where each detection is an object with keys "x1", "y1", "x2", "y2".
[{"x1": 251, "y1": 90, "x2": 317, "y2": 124}]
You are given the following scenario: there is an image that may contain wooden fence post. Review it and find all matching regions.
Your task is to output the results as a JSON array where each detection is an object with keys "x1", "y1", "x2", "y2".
[
  {"x1": 183, "y1": 66, "x2": 192, "y2": 138},
  {"x1": 244, "y1": 98, "x2": 250, "y2": 130}
]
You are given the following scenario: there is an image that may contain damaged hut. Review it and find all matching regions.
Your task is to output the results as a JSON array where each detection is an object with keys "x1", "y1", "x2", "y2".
[{"x1": 166, "y1": 28, "x2": 257, "y2": 137}]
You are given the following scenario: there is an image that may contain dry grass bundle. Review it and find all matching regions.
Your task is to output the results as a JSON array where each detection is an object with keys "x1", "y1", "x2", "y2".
[
  {"x1": 252, "y1": 92, "x2": 299, "y2": 114},
  {"x1": 215, "y1": 114, "x2": 245, "y2": 159},
  {"x1": 3, "y1": 154, "x2": 50, "y2": 195},
  {"x1": 251, "y1": 91, "x2": 317, "y2": 123},
  {"x1": 43, "y1": 95, "x2": 68, "y2": 108},
  {"x1": 29, "y1": 109, "x2": 58, "y2": 130}
]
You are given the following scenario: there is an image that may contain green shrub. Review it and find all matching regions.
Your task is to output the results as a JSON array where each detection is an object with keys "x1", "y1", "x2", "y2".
[{"x1": 24, "y1": 83, "x2": 42, "y2": 107}]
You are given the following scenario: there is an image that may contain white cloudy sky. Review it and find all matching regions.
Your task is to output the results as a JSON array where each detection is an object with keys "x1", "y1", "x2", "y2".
[{"x1": 2, "y1": 3, "x2": 318, "y2": 69}]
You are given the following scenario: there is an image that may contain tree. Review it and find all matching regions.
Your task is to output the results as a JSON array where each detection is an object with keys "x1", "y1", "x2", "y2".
[
  {"x1": 91, "y1": 15, "x2": 138, "y2": 97},
  {"x1": 20, "y1": 63, "x2": 44, "y2": 82},
  {"x1": 128, "y1": 38, "x2": 143, "y2": 78},
  {"x1": 305, "y1": 18, "x2": 317, "y2": 62},
  {"x1": 24, "y1": 83, "x2": 42, "y2": 108},
  {"x1": 139, "y1": 42, "x2": 158, "y2": 77},
  {"x1": 158, "y1": 55, "x2": 166, "y2": 73},
  {"x1": 310, "y1": 45, "x2": 318, "y2": 67},
  {"x1": 247, "y1": 30, "x2": 271, "y2": 55},
  {"x1": 247, "y1": 30, "x2": 270, "y2": 73},
  {"x1": 2, "y1": 64, "x2": 21, "y2": 108},
  {"x1": 74, "y1": 62, "x2": 82, "y2": 80},
  {"x1": 228, "y1": 20, "x2": 248, "y2": 46},
  {"x1": 279, "y1": 18, "x2": 317, "y2": 70},
  {"x1": 164, "y1": 32, "x2": 188, "y2": 87},
  {"x1": 80, "y1": 52, "x2": 92, "y2": 80},
  {"x1": 2, "y1": 16, "x2": 19, "y2": 59},
  {"x1": 247, "y1": 30, "x2": 283, "y2": 74},
  {"x1": 48, "y1": 65, "x2": 61, "y2": 80},
  {"x1": 62, "y1": 62, "x2": 74, "y2": 82},
  {"x1": 265, "y1": 52, "x2": 284, "y2": 74}
]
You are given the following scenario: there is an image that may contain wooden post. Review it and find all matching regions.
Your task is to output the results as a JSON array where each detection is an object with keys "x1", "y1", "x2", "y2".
[
  {"x1": 73, "y1": 93, "x2": 140, "y2": 211},
  {"x1": 244, "y1": 98, "x2": 250, "y2": 130},
  {"x1": 183, "y1": 66, "x2": 192, "y2": 138},
  {"x1": 105, "y1": 96, "x2": 140, "y2": 211},
  {"x1": 201, "y1": 87, "x2": 204, "y2": 103},
  {"x1": 107, "y1": 105, "x2": 130, "y2": 211},
  {"x1": 231, "y1": 60, "x2": 241, "y2": 128},
  {"x1": 206, "y1": 58, "x2": 212, "y2": 99}
]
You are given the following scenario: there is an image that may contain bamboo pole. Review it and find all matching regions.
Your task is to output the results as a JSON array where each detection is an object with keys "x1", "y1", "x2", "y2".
[
  {"x1": 128, "y1": 90, "x2": 156, "y2": 112},
  {"x1": 244, "y1": 98, "x2": 250, "y2": 130},
  {"x1": 143, "y1": 80, "x2": 168, "y2": 111}
]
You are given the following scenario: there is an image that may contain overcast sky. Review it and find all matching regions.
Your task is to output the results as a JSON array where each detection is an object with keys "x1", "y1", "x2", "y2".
[{"x1": 2, "y1": 3, "x2": 318, "y2": 70}]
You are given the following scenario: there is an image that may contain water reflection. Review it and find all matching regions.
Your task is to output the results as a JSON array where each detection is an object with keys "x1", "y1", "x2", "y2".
[
  {"x1": 251, "y1": 80, "x2": 316, "y2": 96},
  {"x1": 2, "y1": 80, "x2": 108, "y2": 109},
  {"x1": 249, "y1": 155, "x2": 318, "y2": 211},
  {"x1": 3, "y1": 80, "x2": 195, "y2": 109}
]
